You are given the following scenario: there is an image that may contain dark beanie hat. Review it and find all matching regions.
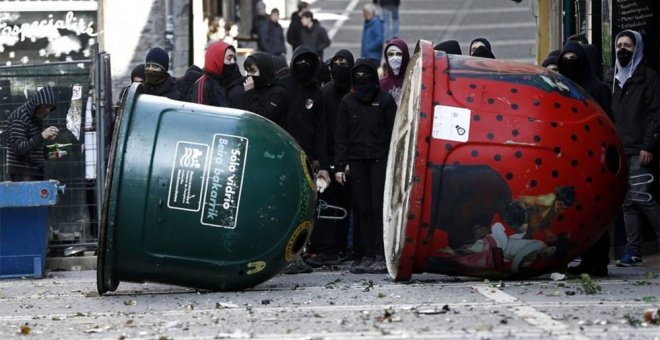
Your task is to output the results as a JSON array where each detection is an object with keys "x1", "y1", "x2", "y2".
[
  {"x1": 145, "y1": 47, "x2": 169, "y2": 71},
  {"x1": 130, "y1": 64, "x2": 146, "y2": 81}
]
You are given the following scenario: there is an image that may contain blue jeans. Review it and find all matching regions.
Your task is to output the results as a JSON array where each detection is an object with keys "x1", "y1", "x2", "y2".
[{"x1": 381, "y1": 5, "x2": 399, "y2": 40}]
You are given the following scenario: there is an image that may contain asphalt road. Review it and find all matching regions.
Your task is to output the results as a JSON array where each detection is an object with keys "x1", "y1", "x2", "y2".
[
  {"x1": 310, "y1": 0, "x2": 537, "y2": 63},
  {"x1": 0, "y1": 262, "x2": 658, "y2": 339}
]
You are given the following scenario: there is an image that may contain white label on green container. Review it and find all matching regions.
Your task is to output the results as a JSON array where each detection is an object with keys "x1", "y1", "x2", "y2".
[
  {"x1": 200, "y1": 134, "x2": 248, "y2": 229},
  {"x1": 168, "y1": 141, "x2": 210, "y2": 212}
]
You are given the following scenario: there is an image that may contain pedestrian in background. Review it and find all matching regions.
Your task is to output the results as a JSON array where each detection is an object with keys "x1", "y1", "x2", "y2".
[
  {"x1": 335, "y1": 58, "x2": 397, "y2": 274},
  {"x1": 557, "y1": 41, "x2": 612, "y2": 277},
  {"x1": 380, "y1": 38, "x2": 409, "y2": 105},
  {"x1": 264, "y1": 8, "x2": 286, "y2": 57},
  {"x1": 361, "y1": 4, "x2": 384, "y2": 64},
  {"x1": 7, "y1": 86, "x2": 58, "y2": 182},
  {"x1": 189, "y1": 41, "x2": 243, "y2": 107},
  {"x1": 376, "y1": 0, "x2": 400, "y2": 40},
  {"x1": 607, "y1": 30, "x2": 659, "y2": 267},
  {"x1": 250, "y1": 1, "x2": 269, "y2": 53},
  {"x1": 300, "y1": 11, "x2": 331, "y2": 60},
  {"x1": 307, "y1": 49, "x2": 356, "y2": 268},
  {"x1": 143, "y1": 47, "x2": 183, "y2": 100},
  {"x1": 287, "y1": 1, "x2": 310, "y2": 51},
  {"x1": 233, "y1": 52, "x2": 288, "y2": 127}
]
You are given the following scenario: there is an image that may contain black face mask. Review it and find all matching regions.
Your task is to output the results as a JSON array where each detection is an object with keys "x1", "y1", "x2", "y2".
[
  {"x1": 223, "y1": 63, "x2": 237, "y2": 77},
  {"x1": 617, "y1": 48, "x2": 633, "y2": 67},
  {"x1": 251, "y1": 75, "x2": 268, "y2": 88},
  {"x1": 353, "y1": 75, "x2": 379, "y2": 103},
  {"x1": 558, "y1": 58, "x2": 582, "y2": 84},
  {"x1": 145, "y1": 70, "x2": 168, "y2": 85},
  {"x1": 331, "y1": 65, "x2": 351, "y2": 86}
]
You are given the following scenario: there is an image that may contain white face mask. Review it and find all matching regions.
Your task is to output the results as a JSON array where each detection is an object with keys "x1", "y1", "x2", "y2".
[{"x1": 388, "y1": 56, "x2": 402, "y2": 76}]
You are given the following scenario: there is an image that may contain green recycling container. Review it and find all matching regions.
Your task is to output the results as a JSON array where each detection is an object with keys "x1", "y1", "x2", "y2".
[{"x1": 97, "y1": 85, "x2": 316, "y2": 293}]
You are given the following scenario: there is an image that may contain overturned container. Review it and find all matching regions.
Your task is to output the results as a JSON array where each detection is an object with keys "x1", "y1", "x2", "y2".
[
  {"x1": 97, "y1": 85, "x2": 316, "y2": 293},
  {"x1": 384, "y1": 40, "x2": 627, "y2": 280}
]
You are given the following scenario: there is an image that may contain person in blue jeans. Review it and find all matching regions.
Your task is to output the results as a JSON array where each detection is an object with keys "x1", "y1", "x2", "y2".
[{"x1": 377, "y1": 0, "x2": 400, "y2": 40}]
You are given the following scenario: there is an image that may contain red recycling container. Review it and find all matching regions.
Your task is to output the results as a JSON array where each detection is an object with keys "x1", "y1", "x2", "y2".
[{"x1": 384, "y1": 40, "x2": 627, "y2": 280}]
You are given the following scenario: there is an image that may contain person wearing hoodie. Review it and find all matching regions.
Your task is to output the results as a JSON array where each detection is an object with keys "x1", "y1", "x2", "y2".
[
  {"x1": 380, "y1": 38, "x2": 410, "y2": 105},
  {"x1": 306, "y1": 49, "x2": 356, "y2": 268},
  {"x1": 542, "y1": 50, "x2": 561, "y2": 72},
  {"x1": 606, "y1": 30, "x2": 659, "y2": 267},
  {"x1": 189, "y1": 41, "x2": 244, "y2": 107},
  {"x1": 299, "y1": 11, "x2": 331, "y2": 60},
  {"x1": 233, "y1": 52, "x2": 288, "y2": 126},
  {"x1": 7, "y1": 86, "x2": 58, "y2": 181},
  {"x1": 557, "y1": 41, "x2": 613, "y2": 277},
  {"x1": 334, "y1": 58, "x2": 397, "y2": 274},
  {"x1": 174, "y1": 65, "x2": 203, "y2": 101},
  {"x1": 143, "y1": 47, "x2": 184, "y2": 100},
  {"x1": 281, "y1": 46, "x2": 332, "y2": 274},
  {"x1": 469, "y1": 37, "x2": 493, "y2": 56},
  {"x1": 360, "y1": 3, "x2": 384, "y2": 64}
]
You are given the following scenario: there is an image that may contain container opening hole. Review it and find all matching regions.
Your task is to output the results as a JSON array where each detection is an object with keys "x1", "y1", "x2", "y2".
[{"x1": 292, "y1": 230, "x2": 309, "y2": 255}]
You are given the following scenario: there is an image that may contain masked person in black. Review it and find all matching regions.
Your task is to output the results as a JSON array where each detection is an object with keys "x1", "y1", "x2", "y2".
[
  {"x1": 189, "y1": 41, "x2": 244, "y2": 107},
  {"x1": 143, "y1": 47, "x2": 184, "y2": 100},
  {"x1": 606, "y1": 30, "x2": 659, "y2": 267},
  {"x1": 557, "y1": 41, "x2": 613, "y2": 277},
  {"x1": 334, "y1": 58, "x2": 397, "y2": 274},
  {"x1": 174, "y1": 65, "x2": 203, "y2": 101},
  {"x1": 433, "y1": 40, "x2": 462, "y2": 55},
  {"x1": 281, "y1": 46, "x2": 331, "y2": 274},
  {"x1": 233, "y1": 52, "x2": 288, "y2": 127},
  {"x1": 306, "y1": 49, "x2": 356, "y2": 268}
]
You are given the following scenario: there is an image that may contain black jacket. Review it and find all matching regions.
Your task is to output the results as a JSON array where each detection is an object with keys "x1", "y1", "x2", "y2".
[
  {"x1": 189, "y1": 67, "x2": 244, "y2": 108},
  {"x1": 143, "y1": 75, "x2": 184, "y2": 100},
  {"x1": 321, "y1": 50, "x2": 355, "y2": 164},
  {"x1": 300, "y1": 20, "x2": 330, "y2": 60},
  {"x1": 282, "y1": 46, "x2": 329, "y2": 169},
  {"x1": 264, "y1": 21, "x2": 286, "y2": 56},
  {"x1": 606, "y1": 62, "x2": 659, "y2": 156},
  {"x1": 233, "y1": 52, "x2": 288, "y2": 126},
  {"x1": 175, "y1": 65, "x2": 203, "y2": 101},
  {"x1": 335, "y1": 60, "x2": 397, "y2": 170},
  {"x1": 286, "y1": 11, "x2": 303, "y2": 50},
  {"x1": 7, "y1": 87, "x2": 57, "y2": 177}
]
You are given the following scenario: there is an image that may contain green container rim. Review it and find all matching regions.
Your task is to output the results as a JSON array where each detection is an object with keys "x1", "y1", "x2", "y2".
[{"x1": 97, "y1": 83, "x2": 142, "y2": 294}]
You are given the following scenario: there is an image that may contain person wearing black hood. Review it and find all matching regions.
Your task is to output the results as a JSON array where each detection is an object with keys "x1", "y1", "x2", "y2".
[
  {"x1": 306, "y1": 49, "x2": 356, "y2": 268},
  {"x1": 433, "y1": 40, "x2": 462, "y2": 55},
  {"x1": 281, "y1": 46, "x2": 332, "y2": 274},
  {"x1": 334, "y1": 58, "x2": 397, "y2": 274},
  {"x1": 174, "y1": 65, "x2": 203, "y2": 101},
  {"x1": 557, "y1": 41, "x2": 613, "y2": 277},
  {"x1": 542, "y1": 49, "x2": 561, "y2": 72},
  {"x1": 189, "y1": 41, "x2": 244, "y2": 107},
  {"x1": 143, "y1": 47, "x2": 184, "y2": 100},
  {"x1": 606, "y1": 30, "x2": 659, "y2": 267},
  {"x1": 469, "y1": 37, "x2": 493, "y2": 57},
  {"x1": 233, "y1": 52, "x2": 287, "y2": 126},
  {"x1": 7, "y1": 86, "x2": 58, "y2": 181},
  {"x1": 271, "y1": 55, "x2": 290, "y2": 89}
]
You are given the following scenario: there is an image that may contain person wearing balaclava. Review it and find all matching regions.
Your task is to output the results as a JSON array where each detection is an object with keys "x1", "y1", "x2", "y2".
[
  {"x1": 558, "y1": 41, "x2": 613, "y2": 277},
  {"x1": 305, "y1": 49, "x2": 356, "y2": 269},
  {"x1": 542, "y1": 50, "x2": 560, "y2": 72},
  {"x1": 606, "y1": 30, "x2": 659, "y2": 268},
  {"x1": 233, "y1": 52, "x2": 287, "y2": 126},
  {"x1": 433, "y1": 40, "x2": 462, "y2": 55},
  {"x1": 334, "y1": 58, "x2": 397, "y2": 274},
  {"x1": 469, "y1": 37, "x2": 493, "y2": 57},
  {"x1": 189, "y1": 41, "x2": 244, "y2": 107},
  {"x1": 380, "y1": 38, "x2": 410, "y2": 105},
  {"x1": 143, "y1": 47, "x2": 183, "y2": 100},
  {"x1": 280, "y1": 46, "x2": 331, "y2": 274}
]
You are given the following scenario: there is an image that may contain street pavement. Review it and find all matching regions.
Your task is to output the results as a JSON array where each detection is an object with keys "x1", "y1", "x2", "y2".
[
  {"x1": 0, "y1": 260, "x2": 659, "y2": 339},
  {"x1": 311, "y1": 0, "x2": 537, "y2": 63}
]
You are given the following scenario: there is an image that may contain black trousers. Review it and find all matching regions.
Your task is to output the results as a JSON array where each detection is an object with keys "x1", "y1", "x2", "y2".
[
  {"x1": 349, "y1": 159, "x2": 387, "y2": 259},
  {"x1": 309, "y1": 175, "x2": 351, "y2": 254}
]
